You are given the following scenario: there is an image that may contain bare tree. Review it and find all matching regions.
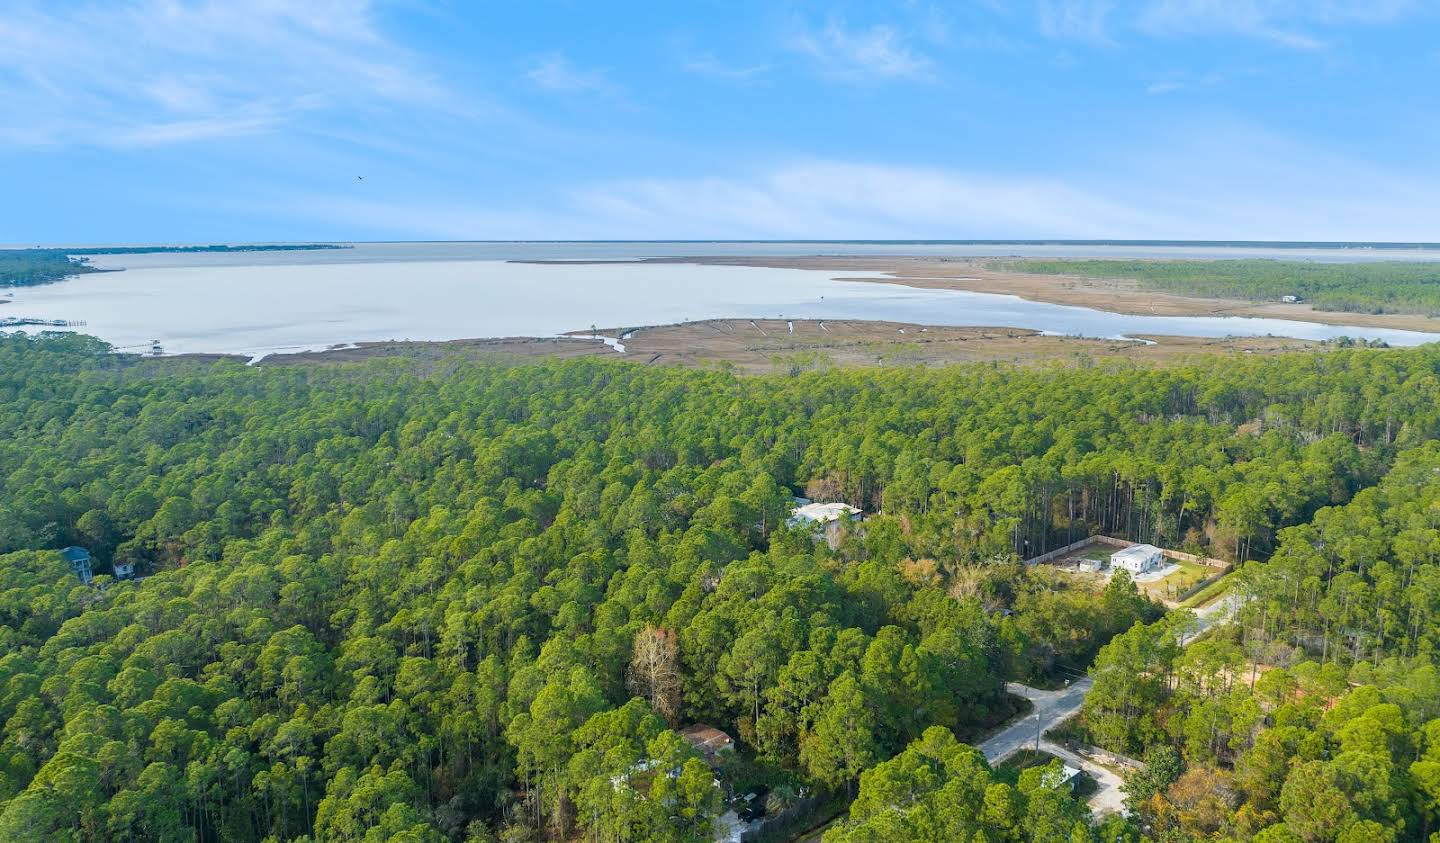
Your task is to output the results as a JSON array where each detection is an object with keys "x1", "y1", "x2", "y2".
[{"x1": 627, "y1": 625, "x2": 682, "y2": 725}]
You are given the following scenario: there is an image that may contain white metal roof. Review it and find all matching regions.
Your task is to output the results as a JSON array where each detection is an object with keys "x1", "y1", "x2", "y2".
[
  {"x1": 1111, "y1": 544, "x2": 1162, "y2": 561},
  {"x1": 789, "y1": 501, "x2": 861, "y2": 524}
]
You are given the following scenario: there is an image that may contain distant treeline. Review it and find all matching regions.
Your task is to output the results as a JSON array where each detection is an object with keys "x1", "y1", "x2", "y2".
[
  {"x1": 0, "y1": 244, "x2": 346, "y2": 289},
  {"x1": 0, "y1": 251, "x2": 101, "y2": 288},
  {"x1": 64, "y1": 243, "x2": 347, "y2": 255},
  {"x1": 999, "y1": 258, "x2": 1440, "y2": 316}
]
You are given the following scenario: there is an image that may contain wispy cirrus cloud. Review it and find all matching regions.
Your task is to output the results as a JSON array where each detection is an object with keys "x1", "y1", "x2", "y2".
[
  {"x1": 1038, "y1": 0, "x2": 1117, "y2": 43},
  {"x1": 1145, "y1": 70, "x2": 1224, "y2": 94},
  {"x1": 250, "y1": 160, "x2": 1166, "y2": 240},
  {"x1": 254, "y1": 124, "x2": 1440, "y2": 241},
  {"x1": 1039, "y1": 0, "x2": 1423, "y2": 49},
  {"x1": 681, "y1": 52, "x2": 771, "y2": 82},
  {"x1": 567, "y1": 161, "x2": 1170, "y2": 239},
  {"x1": 524, "y1": 53, "x2": 618, "y2": 96},
  {"x1": 790, "y1": 20, "x2": 933, "y2": 82},
  {"x1": 1138, "y1": 0, "x2": 1328, "y2": 48},
  {"x1": 0, "y1": 0, "x2": 450, "y2": 148}
]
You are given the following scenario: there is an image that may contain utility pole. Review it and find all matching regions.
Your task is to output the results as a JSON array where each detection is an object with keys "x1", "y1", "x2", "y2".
[{"x1": 1034, "y1": 712, "x2": 1042, "y2": 751}]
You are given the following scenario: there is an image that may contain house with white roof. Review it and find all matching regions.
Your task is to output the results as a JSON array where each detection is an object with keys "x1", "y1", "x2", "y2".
[
  {"x1": 1111, "y1": 544, "x2": 1164, "y2": 575},
  {"x1": 787, "y1": 498, "x2": 862, "y2": 527}
]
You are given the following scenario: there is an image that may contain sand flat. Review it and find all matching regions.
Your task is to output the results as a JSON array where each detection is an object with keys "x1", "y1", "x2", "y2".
[{"x1": 611, "y1": 255, "x2": 1440, "y2": 334}]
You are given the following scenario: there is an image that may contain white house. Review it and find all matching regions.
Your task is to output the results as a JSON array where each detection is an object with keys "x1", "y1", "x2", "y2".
[
  {"x1": 787, "y1": 500, "x2": 862, "y2": 528},
  {"x1": 1110, "y1": 544, "x2": 1164, "y2": 574}
]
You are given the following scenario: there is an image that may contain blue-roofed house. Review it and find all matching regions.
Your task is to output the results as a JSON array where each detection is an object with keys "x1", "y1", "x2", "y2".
[{"x1": 60, "y1": 546, "x2": 93, "y2": 584}]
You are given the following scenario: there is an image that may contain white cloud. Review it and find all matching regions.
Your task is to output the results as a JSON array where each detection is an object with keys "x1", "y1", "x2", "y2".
[
  {"x1": 1145, "y1": 71, "x2": 1224, "y2": 94},
  {"x1": 1039, "y1": 0, "x2": 1117, "y2": 43},
  {"x1": 681, "y1": 53, "x2": 771, "y2": 82},
  {"x1": 563, "y1": 162, "x2": 1177, "y2": 239},
  {"x1": 112, "y1": 115, "x2": 282, "y2": 147},
  {"x1": 228, "y1": 135, "x2": 1440, "y2": 241},
  {"x1": 0, "y1": 0, "x2": 449, "y2": 148},
  {"x1": 571, "y1": 147, "x2": 1440, "y2": 241},
  {"x1": 1144, "y1": 0, "x2": 1419, "y2": 31},
  {"x1": 525, "y1": 53, "x2": 617, "y2": 95},
  {"x1": 790, "y1": 21, "x2": 932, "y2": 81},
  {"x1": 1039, "y1": 0, "x2": 1422, "y2": 48},
  {"x1": 232, "y1": 161, "x2": 1172, "y2": 240},
  {"x1": 1139, "y1": 0, "x2": 1329, "y2": 48}
]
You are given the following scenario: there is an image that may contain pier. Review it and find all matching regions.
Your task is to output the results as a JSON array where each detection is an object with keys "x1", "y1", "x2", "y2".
[{"x1": 0, "y1": 317, "x2": 86, "y2": 327}]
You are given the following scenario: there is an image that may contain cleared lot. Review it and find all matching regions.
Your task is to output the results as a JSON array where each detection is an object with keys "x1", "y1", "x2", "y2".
[{"x1": 1047, "y1": 546, "x2": 1225, "y2": 607}]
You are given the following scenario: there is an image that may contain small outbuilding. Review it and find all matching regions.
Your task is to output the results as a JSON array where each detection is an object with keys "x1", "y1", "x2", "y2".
[
  {"x1": 1111, "y1": 544, "x2": 1164, "y2": 575},
  {"x1": 1043, "y1": 764, "x2": 1084, "y2": 791}
]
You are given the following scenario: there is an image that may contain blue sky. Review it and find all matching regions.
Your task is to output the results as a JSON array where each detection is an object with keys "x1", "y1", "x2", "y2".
[{"x1": 2, "y1": 0, "x2": 1438, "y2": 242}]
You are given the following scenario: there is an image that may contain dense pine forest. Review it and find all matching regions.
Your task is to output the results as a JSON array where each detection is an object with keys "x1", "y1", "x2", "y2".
[
  {"x1": 1001, "y1": 259, "x2": 1440, "y2": 316},
  {"x1": 5, "y1": 332, "x2": 1440, "y2": 842},
  {"x1": 1079, "y1": 441, "x2": 1440, "y2": 841}
]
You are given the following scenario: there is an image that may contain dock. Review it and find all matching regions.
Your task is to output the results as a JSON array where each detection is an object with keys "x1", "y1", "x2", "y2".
[{"x1": 0, "y1": 317, "x2": 87, "y2": 328}]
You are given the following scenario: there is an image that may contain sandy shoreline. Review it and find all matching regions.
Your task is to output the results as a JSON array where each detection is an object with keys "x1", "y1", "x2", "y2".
[
  {"x1": 155, "y1": 253, "x2": 1426, "y2": 371},
  {"x1": 522, "y1": 255, "x2": 1440, "y2": 334}
]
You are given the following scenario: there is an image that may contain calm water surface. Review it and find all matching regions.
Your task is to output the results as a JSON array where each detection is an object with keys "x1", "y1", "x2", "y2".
[{"x1": 6, "y1": 243, "x2": 1439, "y2": 358}]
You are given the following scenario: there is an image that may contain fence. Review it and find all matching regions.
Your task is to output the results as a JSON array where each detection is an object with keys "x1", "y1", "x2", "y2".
[
  {"x1": 1022, "y1": 534, "x2": 1231, "y2": 572},
  {"x1": 1069, "y1": 742, "x2": 1145, "y2": 773},
  {"x1": 743, "y1": 795, "x2": 819, "y2": 842},
  {"x1": 1021, "y1": 537, "x2": 1099, "y2": 566}
]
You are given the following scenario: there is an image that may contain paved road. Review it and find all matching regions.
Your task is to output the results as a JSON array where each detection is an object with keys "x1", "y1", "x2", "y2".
[
  {"x1": 980, "y1": 679, "x2": 1092, "y2": 763},
  {"x1": 978, "y1": 592, "x2": 1243, "y2": 817},
  {"x1": 978, "y1": 679, "x2": 1129, "y2": 816}
]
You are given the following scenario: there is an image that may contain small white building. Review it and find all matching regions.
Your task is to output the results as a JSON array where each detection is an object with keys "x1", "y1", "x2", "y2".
[
  {"x1": 1077, "y1": 556, "x2": 1107, "y2": 574},
  {"x1": 1110, "y1": 544, "x2": 1164, "y2": 575},
  {"x1": 1281, "y1": 294, "x2": 1302, "y2": 304},
  {"x1": 1043, "y1": 764, "x2": 1084, "y2": 791}
]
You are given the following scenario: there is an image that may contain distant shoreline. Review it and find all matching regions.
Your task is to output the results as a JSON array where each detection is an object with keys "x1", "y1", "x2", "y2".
[
  {"x1": 515, "y1": 255, "x2": 1440, "y2": 334},
  {"x1": 175, "y1": 317, "x2": 1332, "y2": 373},
  {"x1": 1, "y1": 243, "x2": 348, "y2": 290}
]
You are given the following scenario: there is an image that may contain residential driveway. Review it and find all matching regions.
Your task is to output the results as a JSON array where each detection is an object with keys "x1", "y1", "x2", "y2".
[
  {"x1": 714, "y1": 810, "x2": 746, "y2": 843},
  {"x1": 1181, "y1": 592, "x2": 1241, "y2": 644},
  {"x1": 1041, "y1": 741, "x2": 1128, "y2": 817}
]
